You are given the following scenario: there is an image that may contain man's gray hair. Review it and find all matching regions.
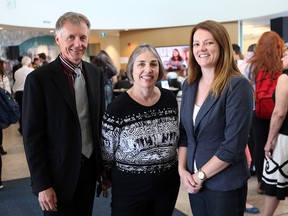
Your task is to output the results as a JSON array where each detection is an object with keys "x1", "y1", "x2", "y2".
[{"x1": 55, "y1": 12, "x2": 90, "y2": 36}]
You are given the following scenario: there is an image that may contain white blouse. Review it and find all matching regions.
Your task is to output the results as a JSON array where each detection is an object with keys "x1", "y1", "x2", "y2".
[{"x1": 0, "y1": 75, "x2": 11, "y2": 94}]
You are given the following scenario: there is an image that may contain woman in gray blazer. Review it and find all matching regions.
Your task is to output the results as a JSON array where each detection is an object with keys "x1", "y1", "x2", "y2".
[{"x1": 178, "y1": 20, "x2": 253, "y2": 216}]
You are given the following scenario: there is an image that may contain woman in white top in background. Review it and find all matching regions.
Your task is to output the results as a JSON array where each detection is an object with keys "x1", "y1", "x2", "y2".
[{"x1": 12, "y1": 56, "x2": 34, "y2": 134}]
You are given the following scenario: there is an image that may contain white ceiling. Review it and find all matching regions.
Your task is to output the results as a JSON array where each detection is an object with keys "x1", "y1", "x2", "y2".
[{"x1": 0, "y1": 0, "x2": 288, "y2": 42}]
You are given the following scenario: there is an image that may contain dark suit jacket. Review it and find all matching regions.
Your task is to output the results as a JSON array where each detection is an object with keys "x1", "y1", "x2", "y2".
[
  {"x1": 178, "y1": 75, "x2": 253, "y2": 191},
  {"x1": 22, "y1": 56, "x2": 105, "y2": 201}
]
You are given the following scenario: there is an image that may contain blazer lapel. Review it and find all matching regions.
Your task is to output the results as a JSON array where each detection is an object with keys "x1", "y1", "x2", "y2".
[
  {"x1": 50, "y1": 59, "x2": 78, "y2": 117},
  {"x1": 182, "y1": 81, "x2": 197, "y2": 136},
  {"x1": 82, "y1": 62, "x2": 97, "y2": 104},
  {"x1": 194, "y1": 92, "x2": 219, "y2": 131}
]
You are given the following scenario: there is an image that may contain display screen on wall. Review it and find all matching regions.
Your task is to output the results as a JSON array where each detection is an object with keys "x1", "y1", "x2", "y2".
[{"x1": 156, "y1": 45, "x2": 189, "y2": 71}]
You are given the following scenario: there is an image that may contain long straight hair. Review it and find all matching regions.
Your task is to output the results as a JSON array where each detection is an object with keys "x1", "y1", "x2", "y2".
[{"x1": 188, "y1": 20, "x2": 241, "y2": 97}]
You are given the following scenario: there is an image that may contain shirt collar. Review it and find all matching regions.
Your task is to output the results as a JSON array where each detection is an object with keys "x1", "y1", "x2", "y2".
[{"x1": 59, "y1": 54, "x2": 82, "y2": 73}]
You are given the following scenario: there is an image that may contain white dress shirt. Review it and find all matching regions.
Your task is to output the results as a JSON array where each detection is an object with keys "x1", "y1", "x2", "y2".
[{"x1": 13, "y1": 65, "x2": 34, "y2": 92}]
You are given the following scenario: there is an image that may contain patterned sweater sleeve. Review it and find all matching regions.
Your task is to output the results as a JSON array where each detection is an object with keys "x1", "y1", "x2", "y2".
[{"x1": 101, "y1": 111, "x2": 121, "y2": 172}]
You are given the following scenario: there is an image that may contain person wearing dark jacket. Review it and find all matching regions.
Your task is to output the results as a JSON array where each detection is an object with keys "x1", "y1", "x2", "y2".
[
  {"x1": 178, "y1": 20, "x2": 253, "y2": 216},
  {"x1": 22, "y1": 12, "x2": 109, "y2": 216},
  {"x1": 91, "y1": 50, "x2": 117, "y2": 109}
]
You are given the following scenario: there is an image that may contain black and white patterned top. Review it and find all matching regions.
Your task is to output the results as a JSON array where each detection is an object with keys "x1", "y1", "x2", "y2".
[{"x1": 101, "y1": 88, "x2": 179, "y2": 174}]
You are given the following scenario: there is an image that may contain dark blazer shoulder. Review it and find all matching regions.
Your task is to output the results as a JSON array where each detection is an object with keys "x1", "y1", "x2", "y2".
[{"x1": 28, "y1": 57, "x2": 62, "y2": 77}]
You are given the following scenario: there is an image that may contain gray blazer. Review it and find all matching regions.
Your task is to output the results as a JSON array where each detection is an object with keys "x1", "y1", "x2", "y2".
[{"x1": 178, "y1": 75, "x2": 253, "y2": 191}]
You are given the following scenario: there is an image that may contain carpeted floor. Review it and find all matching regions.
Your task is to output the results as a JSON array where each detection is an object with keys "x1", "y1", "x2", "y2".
[{"x1": 0, "y1": 178, "x2": 187, "y2": 216}]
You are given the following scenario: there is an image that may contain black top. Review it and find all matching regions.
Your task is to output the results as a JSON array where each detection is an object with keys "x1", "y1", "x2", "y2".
[
  {"x1": 276, "y1": 70, "x2": 288, "y2": 135},
  {"x1": 101, "y1": 88, "x2": 179, "y2": 174}
]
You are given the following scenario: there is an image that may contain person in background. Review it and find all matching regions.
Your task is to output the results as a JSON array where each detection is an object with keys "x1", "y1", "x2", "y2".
[
  {"x1": 22, "y1": 12, "x2": 108, "y2": 216},
  {"x1": 32, "y1": 57, "x2": 40, "y2": 69},
  {"x1": 166, "y1": 70, "x2": 178, "y2": 79},
  {"x1": 239, "y1": 43, "x2": 257, "y2": 174},
  {"x1": 0, "y1": 58, "x2": 12, "y2": 188},
  {"x1": 261, "y1": 48, "x2": 288, "y2": 216},
  {"x1": 101, "y1": 43, "x2": 180, "y2": 216},
  {"x1": 12, "y1": 56, "x2": 23, "y2": 81},
  {"x1": 245, "y1": 31, "x2": 285, "y2": 195},
  {"x1": 91, "y1": 50, "x2": 117, "y2": 109},
  {"x1": 177, "y1": 65, "x2": 188, "y2": 86},
  {"x1": 38, "y1": 52, "x2": 49, "y2": 67},
  {"x1": 117, "y1": 68, "x2": 128, "y2": 81},
  {"x1": 0, "y1": 57, "x2": 11, "y2": 155},
  {"x1": 233, "y1": 43, "x2": 260, "y2": 214},
  {"x1": 178, "y1": 20, "x2": 253, "y2": 216},
  {"x1": 238, "y1": 44, "x2": 256, "y2": 74},
  {"x1": 232, "y1": 44, "x2": 244, "y2": 64},
  {"x1": 12, "y1": 56, "x2": 34, "y2": 135},
  {"x1": 181, "y1": 47, "x2": 189, "y2": 67},
  {"x1": 166, "y1": 48, "x2": 184, "y2": 70}
]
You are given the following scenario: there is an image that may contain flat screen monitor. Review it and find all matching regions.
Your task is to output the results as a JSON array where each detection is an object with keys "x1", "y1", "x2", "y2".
[{"x1": 156, "y1": 45, "x2": 189, "y2": 71}]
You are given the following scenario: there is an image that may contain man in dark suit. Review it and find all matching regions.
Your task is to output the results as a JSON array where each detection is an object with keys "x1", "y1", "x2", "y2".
[{"x1": 22, "y1": 12, "x2": 109, "y2": 216}]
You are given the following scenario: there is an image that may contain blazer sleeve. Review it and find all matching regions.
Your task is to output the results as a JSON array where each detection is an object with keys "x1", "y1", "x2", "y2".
[
  {"x1": 178, "y1": 80, "x2": 189, "y2": 147},
  {"x1": 215, "y1": 76, "x2": 253, "y2": 164},
  {"x1": 22, "y1": 71, "x2": 52, "y2": 192}
]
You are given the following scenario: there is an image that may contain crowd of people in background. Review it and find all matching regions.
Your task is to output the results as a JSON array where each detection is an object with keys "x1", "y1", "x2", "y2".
[
  {"x1": 0, "y1": 52, "x2": 51, "y2": 190},
  {"x1": 1, "y1": 11, "x2": 288, "y2": 216}
]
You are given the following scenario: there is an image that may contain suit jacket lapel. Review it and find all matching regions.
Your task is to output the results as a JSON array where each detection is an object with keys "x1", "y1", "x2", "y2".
[
  {"x1": 50, "y1": 58, "x2": 78, "y2": 117},
  {"x1": 182, "y1": 81, "x2": 197, "y2": 137},
  {"x1": 194, "y1": 91, "x2": 219, "y2": 132},
  {"x1": 82, "y1": 62, "x2": 97, "y2": 105}
]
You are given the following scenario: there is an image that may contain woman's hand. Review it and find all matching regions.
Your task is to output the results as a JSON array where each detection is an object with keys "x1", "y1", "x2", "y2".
[
  {"x1": 179, "y1": 169, "x2": 202, "y2": 194},
  {"x1": 264, "y1": 140, "x2": 275, "y2": 160}
]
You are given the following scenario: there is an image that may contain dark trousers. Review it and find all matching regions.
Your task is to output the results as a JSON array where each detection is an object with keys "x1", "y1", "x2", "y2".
[
  {"x1": 14, "y1": 91, "x2": 23, "y2": 131},
  {"x1": 43, "y1": 154, "x2": 97, "y2": 216},
  {"x1": 111, "y1": 165, "x2": 180, "y2": 216},
  {"x1": 189, "y1": 183, "x2": 247, "y2": 216},
  {"x1": 251, "y1": 112, "x2": 270, "y2": 182}
]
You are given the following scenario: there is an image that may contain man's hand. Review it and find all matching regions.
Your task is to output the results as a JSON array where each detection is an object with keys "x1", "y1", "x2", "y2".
[
  {"x1": 101, "y1": 171, "x2": 112, "y2": 190},
  {"x1": 38, "y1": 187, "x2": 57, "y2": 212}
]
